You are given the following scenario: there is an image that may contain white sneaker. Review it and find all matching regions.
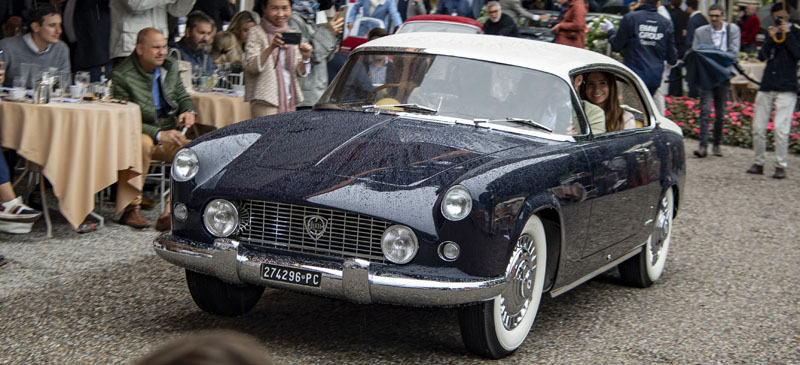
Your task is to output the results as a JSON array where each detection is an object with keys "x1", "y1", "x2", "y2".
[{"x1": 0, "y1": 197, "x2": 42, "y2": 234}]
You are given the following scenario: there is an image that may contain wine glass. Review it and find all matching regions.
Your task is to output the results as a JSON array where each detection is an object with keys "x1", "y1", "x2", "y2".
[
  {"x1": 192, "y1": 64, "x2": 201, "y2": 90},
  {"x1": 217, "y1": 63, "x2": 231, "y2": 89},
  {"x1": 75, "y1": 71, "x2": 90, "y2": 98}
]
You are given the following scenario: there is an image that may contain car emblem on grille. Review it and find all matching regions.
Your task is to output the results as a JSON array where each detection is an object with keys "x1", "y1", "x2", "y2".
[{"x1": 304, "y1": 215, "x2": 328, "y2": 241}]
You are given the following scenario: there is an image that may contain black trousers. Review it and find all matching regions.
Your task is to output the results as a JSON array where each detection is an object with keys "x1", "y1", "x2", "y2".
[{"x1": 698, "y1": 81, "x2": 730, "y2": 148}]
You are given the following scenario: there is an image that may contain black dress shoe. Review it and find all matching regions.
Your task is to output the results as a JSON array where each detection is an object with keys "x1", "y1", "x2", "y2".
[
  {"x1": 773, "y1": 167, "x2": 786, "y2": 179},
  {"x1": 693, "y1": 146, "x2": 707, "y2": 158},
  {"x1": 746, "y1": 164, "x2": 763, "y2": 175},
  {"x1": 712, "y1": 145, "x2": 723, "y2": 156}
]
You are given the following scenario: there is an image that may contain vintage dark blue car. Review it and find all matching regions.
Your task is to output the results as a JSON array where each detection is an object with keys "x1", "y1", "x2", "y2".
[{"x1": 155, "y1": 33, "x2": 685, "y2": 358}]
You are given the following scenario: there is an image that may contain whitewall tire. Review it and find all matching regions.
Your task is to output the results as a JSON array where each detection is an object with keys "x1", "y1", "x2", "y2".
[{"x1": 458, "y1": 215, "x2": 547, "y2": 358}]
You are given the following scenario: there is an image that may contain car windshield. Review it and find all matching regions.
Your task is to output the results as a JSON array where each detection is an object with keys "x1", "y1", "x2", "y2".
[
  {"x1": 318, "y1": 52, "x2": 574, "y2": 134},
  {"x1": 397, "y1": 22, "x2": 480, "y2": 34}
]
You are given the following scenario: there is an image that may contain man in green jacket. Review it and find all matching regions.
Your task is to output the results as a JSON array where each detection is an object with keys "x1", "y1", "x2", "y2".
[{"x1": 111, "y1": 27, "x2": 196, "y2": 231}]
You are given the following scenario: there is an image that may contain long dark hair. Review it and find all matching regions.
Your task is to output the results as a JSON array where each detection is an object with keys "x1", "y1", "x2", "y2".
[{"x1": 580, "y1": 72, "x2": 624, "y2": 132}]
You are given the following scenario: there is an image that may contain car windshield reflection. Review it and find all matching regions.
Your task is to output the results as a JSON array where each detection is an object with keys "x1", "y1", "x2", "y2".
[{"x1": 318, "y1": 52, "x2": 574, "y2": 134}]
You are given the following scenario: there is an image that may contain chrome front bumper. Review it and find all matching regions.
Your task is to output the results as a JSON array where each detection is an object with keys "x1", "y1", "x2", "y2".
[{"x1": 153, "y1": 233, "x2": 507, "y2": 306}]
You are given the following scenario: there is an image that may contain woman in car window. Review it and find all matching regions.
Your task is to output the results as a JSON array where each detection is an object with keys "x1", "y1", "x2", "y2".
[{"x1": 580, "y1": 72, "x2": 635, "y2": 132}]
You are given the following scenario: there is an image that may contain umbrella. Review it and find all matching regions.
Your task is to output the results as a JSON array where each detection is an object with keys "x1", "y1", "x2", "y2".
[{"x1": 683, "y1": 46, "x2": 736, "y2": 90}]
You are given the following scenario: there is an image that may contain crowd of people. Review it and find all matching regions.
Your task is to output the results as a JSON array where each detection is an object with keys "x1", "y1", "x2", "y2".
[{"x1": 0, "y1": 0, "x2": 797, "y2": 236}]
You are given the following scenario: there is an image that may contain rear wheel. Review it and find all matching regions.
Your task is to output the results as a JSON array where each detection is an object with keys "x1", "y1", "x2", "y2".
[
  {"x1": 185, "y1": 269, "x2": 265, "y2": 316},
  {"x1": 619, "y1": 187, "x2": 674, "y2": 288},
  {"x1": 458, "y1": 215, "x2": 547, "y2": 359}
]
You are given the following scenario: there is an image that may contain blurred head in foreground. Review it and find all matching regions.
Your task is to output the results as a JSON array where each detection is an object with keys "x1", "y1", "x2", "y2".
[{"x1": 132, "y1": 330, "x2": 275, "y2": 365}]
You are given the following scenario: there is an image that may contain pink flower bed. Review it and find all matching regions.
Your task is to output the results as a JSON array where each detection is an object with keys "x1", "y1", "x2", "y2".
[{"x1": 665, "y1": 96, "x2": 800, "y2": 154}]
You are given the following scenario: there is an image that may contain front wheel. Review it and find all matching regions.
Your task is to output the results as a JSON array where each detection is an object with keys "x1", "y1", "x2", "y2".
[
  {"x1": 185, "y1": 269, "x2": 265, "y2": 316},
  {"x1": 619, "y1": 186, "x2": 675, "y2": 288},
  {"x1": 458, "y1": 215, "x2": 547, "y2": 359}
]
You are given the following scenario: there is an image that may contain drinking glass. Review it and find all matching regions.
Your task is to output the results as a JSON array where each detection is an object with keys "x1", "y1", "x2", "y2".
[
  {"x1": 12, "y1": 76, "x2": 24, "y2": 89},
  {"x1": 20, "y1": 63, "x2": 39, "y2": 89},
  {"x1": 192, "y1": 64, "x2": 202, "y2": 90},
  {"x1": 217, "y1": 63, "x2": 231, "y2": 88},
  {"x1": 59, "y1": 70, "x2": 71, "y2": 96},
  {"x1": 74, "y1": 71, "x2": 90, "y2": 98}
]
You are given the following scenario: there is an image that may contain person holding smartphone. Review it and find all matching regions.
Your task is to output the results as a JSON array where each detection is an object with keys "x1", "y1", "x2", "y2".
[
  {"x1": 289, "y1": 0, "x2": 345, "y2": 109},
  {"x1": 244, "y1": 0, "x2": 313, "y2": 117}
]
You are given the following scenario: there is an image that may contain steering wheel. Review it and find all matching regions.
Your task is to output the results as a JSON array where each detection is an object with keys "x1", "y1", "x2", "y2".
[{"x1": 364, "y1": 83, "x2": 400, "y2": 104}]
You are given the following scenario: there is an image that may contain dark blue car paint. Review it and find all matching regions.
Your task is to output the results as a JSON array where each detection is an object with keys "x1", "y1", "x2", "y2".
[{"x1": 170, "y1": 109, "x2": 685, "y2": 294}]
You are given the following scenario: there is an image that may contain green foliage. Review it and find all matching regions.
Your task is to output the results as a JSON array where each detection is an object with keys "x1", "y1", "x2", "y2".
[
  {"x1": 585, "y1": 16, "x2": 622, "y2": 61},
  {"x1": 664, "y1": 96, "x2": 800, "y2": 154}
]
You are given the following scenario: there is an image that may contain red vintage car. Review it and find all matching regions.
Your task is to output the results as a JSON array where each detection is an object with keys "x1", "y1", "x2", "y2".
[{"x1": 396, "y1": 14, "x2": 484, "y2": 34}]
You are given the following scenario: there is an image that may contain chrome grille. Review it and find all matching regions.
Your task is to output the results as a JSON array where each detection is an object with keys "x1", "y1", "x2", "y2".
[{"x1": 237, "y1": 200, "x2": 389, "y2": 263}]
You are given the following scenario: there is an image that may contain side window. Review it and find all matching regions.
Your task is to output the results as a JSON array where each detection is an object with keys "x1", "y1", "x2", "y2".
[
  {"x1": 616, "y1": 78, "x2": 649, "y2": 129},
  {"x1": 576, "y1": 70, "x2": 652, "y2": 135}
]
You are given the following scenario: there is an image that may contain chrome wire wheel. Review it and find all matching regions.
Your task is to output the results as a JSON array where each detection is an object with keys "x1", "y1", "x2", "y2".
[
  {"x1": 646, "y1": 189, "x2": 674, "y2": 281},
  {"x1": 619, "y1": 187, "x2": 675, "y2": 288},
  {"x1": 459, "y1": 215, "x2": 547, "y2": 358}
]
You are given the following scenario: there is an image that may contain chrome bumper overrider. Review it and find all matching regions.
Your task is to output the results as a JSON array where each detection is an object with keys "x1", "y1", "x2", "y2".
[{"x1": 154, "y1": 233, "x2": 507, "y2": 306}]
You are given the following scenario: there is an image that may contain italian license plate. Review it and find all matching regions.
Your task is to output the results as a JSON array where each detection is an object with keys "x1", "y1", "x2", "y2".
[{"x1": 261, "y1": 264, "x2": 322, "y2": 287}]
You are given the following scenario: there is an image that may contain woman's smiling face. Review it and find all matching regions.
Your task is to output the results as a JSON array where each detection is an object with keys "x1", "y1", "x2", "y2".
[{"x1": 585, "y1": 72, "x2": 610, "y2": 107}]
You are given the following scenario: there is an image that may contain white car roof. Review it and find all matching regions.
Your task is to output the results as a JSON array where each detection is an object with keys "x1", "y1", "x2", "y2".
[{"x1": 354, "y1": 32, "x2": 627, "y2": 80}]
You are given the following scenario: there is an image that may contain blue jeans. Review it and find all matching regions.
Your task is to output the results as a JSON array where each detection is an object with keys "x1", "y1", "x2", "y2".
[
  {"x1": 0, "y1": 152, "x2": 10, "y2": 185},
  {"x1": 698, "y1": 81, "x2": 730, "y2": 148}
]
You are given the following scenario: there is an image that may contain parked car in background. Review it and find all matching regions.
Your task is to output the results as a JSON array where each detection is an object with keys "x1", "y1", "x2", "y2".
[
  {"x1": 155, "y1": 33, "x2": 685, "y2": 359},
  {"x1": 396, "y1": 14, "x2": 483, "y2": 34}
]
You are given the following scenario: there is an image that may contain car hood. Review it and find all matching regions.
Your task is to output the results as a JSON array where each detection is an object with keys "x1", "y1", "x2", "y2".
[{"x1": 197, "y1": 110, "x2": 540, "y2": 187}]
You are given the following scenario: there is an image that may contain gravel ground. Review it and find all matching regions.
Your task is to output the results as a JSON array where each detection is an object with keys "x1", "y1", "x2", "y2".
[{"x1": 1, "y1": 142, "x2": 799, "y2": 364}]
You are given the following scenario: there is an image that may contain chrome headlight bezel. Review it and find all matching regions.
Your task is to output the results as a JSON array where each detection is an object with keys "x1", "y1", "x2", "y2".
[
  {"x1": 203, "y1": 199, "x2": 239, "y2": 237},
  {"x1": 381, "y1": 224, "x2": 419, "y2": 264},
  {"x1": 172, "y1": 148, "x2": 199, "y2": 182},
  {"x1": 440, "y1": 185, "x2": 473, "y2": 221}
]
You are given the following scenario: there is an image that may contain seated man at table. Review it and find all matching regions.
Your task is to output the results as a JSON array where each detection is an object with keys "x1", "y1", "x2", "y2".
[
  {"x1": 111, "y1": 27, "x2": 196, "y2": 231},
  {"x1": 172, "y1": 10, "x2": 216, "y2": 75},
  {"x1": 0, "y1": 3, "x2": 70, "y2": 88}
]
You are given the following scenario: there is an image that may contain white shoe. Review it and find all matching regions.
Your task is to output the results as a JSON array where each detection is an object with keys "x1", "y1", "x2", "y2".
[{"x1": 0, "y1": 197, "x2": 42, "y2": 234}]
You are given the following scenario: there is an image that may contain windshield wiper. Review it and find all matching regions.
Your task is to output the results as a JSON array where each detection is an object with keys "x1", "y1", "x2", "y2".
[
  {"x1": 361, "y1": 103, "x2": 438, "y2": 115},
  {"x1": 478, "y1": 118, "x2": 553, "y2": 133}
]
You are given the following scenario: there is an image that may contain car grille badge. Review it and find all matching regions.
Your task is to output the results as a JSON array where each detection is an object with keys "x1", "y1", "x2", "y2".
[{"x1": 304, "y1": 215, "x2": 328, "y2": 241}]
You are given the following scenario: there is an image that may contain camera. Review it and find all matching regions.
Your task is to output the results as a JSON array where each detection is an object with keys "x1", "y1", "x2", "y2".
[
  {"x1": 281, "y1": 32, "x2": 302, "y2": 45},
  {"x1": 776, "y1": 17, "x2": 784, "y2": 26}
]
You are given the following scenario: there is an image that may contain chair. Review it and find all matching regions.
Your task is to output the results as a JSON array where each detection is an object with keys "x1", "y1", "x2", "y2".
[
  {"x1": 12, "y1": 160, "x2": 104, "y2": 237},
  {"x1": 145, "y1": 161, "x2": 171, "y2": 212}
]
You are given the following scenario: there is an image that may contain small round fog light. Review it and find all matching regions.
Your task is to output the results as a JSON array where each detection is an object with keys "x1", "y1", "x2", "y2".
[
  {"x1": 438, "y1": 241, "x2": 460, "y2": 261},
  {"x1": 381, "y1": 225, "x2": 418, "y2": 264},
  {"x1": 173, "y1": 203, "x2": 188, "y2": 221}
]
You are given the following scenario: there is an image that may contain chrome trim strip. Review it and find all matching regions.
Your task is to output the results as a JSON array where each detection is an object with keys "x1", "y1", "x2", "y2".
[
  {"x1": 154, "y1": 233, "x2": 507, "y2": 306},
  {"x1": 549, "y1": 247, "x2": 641, "y2": 298}
]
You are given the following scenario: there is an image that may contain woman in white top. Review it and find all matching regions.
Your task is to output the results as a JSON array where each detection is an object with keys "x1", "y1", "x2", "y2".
[
  {"x1": 244, "y1": 0, "x2": 313, "y2": 117},
  {"x1": 580, "y1": 72, "x2": 636, "y2": 132}
]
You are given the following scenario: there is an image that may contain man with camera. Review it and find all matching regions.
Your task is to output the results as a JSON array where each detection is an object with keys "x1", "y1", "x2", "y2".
[{"x1": 746, "y1": 2, "x2": 800, "y2": 179}]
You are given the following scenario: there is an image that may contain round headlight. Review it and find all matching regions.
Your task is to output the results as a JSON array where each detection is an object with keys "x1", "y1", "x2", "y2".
[
  {"x1": 173, "y1": 203, "x2": 188, "y2": 221},
  {"x1": 381, "y1": 225, "x2": 418, "y2": 264},
  {"x1": 172, "y1": 148, "x2": 199, "y2": 182},
  {"x1": 203, "y1": 199, "x2": 238, "y2": 237},
  {"x1": 441, "y1": 185, "x2": 472, "y2": 221}
]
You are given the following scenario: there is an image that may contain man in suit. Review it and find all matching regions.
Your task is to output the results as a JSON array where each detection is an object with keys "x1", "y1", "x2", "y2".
[
  {"x1": 691, "y1": 4, "x2": 740, "y2": 158},
  {"x1": 685, "y1": 0, "x2": 707, "y2": 98}
]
